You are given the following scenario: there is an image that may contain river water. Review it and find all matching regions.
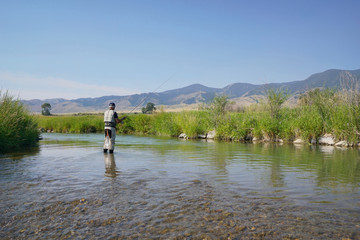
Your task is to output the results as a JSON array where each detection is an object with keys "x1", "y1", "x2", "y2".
[{"x1": 1, "y1": 133, "x2": 360, "y2": 239}]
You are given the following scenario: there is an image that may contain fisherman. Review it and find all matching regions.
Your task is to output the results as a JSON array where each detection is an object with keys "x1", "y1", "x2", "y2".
[{"x1": 103, "y1": 102, "x2": 126, "y2": 153}]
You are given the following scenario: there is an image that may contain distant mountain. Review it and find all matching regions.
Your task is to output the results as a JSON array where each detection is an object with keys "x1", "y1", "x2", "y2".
[
  {"x1": 244, "y1": 69, "x2": 360, "y2": 96},
  {"x1": 23, "y1": 68, "x2": 360, "y2": 113}
]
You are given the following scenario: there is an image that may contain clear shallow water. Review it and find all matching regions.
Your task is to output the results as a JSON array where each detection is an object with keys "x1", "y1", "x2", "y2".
[{"x1": 1, "y1": 133, "x2": 360, "y2": 239}]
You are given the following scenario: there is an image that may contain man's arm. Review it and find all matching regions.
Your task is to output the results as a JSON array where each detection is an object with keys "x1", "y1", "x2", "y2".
[
  {"x1": 118, "y1": 116, "x2": 127, "y2": 123},
  {"x1": 114, "y1": 112, "x2": 126, "y2": 124}
]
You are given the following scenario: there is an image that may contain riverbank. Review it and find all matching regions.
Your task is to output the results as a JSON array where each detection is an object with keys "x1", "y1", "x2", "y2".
[
  {"x1": 0, "y1": 91, "x2": 40, "y2": 153},
  {"x1": 35, "y1": 102, "x2": 360, "y2": 147}
]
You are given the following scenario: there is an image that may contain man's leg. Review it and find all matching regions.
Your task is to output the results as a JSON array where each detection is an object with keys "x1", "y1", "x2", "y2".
[
  {"x1": 109, "y1": 127, "x2": 116, "y2": 153},
  {"x1": 104, "y1": 128, "x2": 112, "y2": 152}
]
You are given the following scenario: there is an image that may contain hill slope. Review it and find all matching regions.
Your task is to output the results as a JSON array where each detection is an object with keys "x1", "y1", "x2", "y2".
[{"x1": 23, "y1": 68, "x2": 360, "y2": 113}]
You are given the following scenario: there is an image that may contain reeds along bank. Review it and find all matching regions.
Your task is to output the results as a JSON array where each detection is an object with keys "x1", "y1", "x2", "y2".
[{"x1": 0, "y1": 91, "x2": 40, "y2": 153}]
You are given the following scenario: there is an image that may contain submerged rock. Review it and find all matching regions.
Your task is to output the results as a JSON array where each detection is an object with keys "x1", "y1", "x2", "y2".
[
  {"x1": 252, "y1": 137, "x2": 260, "y2": 142},
  {"x1": 335, "y1": 140, "x2": 349, "y2": 147},
  {"x1": 179, "y1": 133, "x2": 187, "y2": 139},
  {"x1": 207, "y1": 130, "x2": 216, "y2": 139},
  {"x1": 319, "y1": 145, "x2": 335, "y2": 153},
  {"x1": 263, "y1": 136, "x2": 271, "y2": 142},
  {"x1": 293, "y1": 138, "x2": 304, "y2": 144},
  {"x1": 197, "y1": 134, "x2": 207, "y2": 139},
  {"x1": 318, "y1": 135, "x2": 335, "y2": 145}
]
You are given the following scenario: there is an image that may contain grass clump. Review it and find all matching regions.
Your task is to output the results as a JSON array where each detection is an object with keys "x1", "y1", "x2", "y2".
[{"x1": 0, "y1": 91, "x2": 40, "y2": 153}]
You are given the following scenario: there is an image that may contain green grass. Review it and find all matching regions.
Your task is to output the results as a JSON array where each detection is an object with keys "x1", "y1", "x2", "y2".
[
  {"x1": 34, "y1": 106, "x2": 359, "y2": 143},
  {"x1": 35, "y1": 89, "x2": 360, "y2": 145},
  {"x1": 0, "y1": 91, "x2": 40, "y2": 153},
  {"x1": 36, "y1": 115, "x2": 104, "y2": 133}
]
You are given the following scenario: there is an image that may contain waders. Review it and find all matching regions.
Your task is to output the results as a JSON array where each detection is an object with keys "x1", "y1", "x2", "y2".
[{"x1": 103, "y1": 128, "x2": 116, "y2": 153}]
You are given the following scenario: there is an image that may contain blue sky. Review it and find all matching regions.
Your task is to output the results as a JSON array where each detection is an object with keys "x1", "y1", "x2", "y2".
[{"x1": 1, "y1": 0, "x2": 359, "y2": 100}]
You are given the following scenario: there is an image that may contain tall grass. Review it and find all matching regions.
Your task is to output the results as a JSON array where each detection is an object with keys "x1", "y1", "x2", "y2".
[
  {"x1": 174, "y1": 111, "x2": 211, "y2": 138},
  {"x1": 151, "y1": 112, "x2": 181, "y2": 137},
  {"x1": 0, "y1": 91, "x2": 39, "y2": 152},
  {"x1": 36, "y1": 115, "x2": 104, "y2": 133},
  {"x1": 117, "y1": 111, "x2": 209, "y2": 138},
  {"x1": 298, "y1": 88, "x2": 360, "y2": 143}
]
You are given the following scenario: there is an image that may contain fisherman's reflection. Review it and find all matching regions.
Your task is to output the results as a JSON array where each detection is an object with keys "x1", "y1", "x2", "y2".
[{"x1": 104, "y1": 153, "x2": 119, "y2": 178}]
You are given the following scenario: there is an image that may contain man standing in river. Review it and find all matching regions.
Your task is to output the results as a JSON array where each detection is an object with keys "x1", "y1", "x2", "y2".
[{"x1": 103, "y1": 102, "x2": 125, "y2": 153}]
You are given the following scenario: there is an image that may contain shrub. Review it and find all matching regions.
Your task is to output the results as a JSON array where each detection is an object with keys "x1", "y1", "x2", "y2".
[
  {"x1": 202, "y1": 95, "x2": 233, "y2": 129},
  {"x1": 0, "y1": 91, "x2": 39, "y2": 152},
  {"x1": 266, "y1": 88, "x2": 289, "y2": 119}
]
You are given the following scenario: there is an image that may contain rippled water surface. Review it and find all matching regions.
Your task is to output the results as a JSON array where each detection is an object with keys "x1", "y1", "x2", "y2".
[{"x1": 1, "y1": 133, "x2": 360, "y2": 239}]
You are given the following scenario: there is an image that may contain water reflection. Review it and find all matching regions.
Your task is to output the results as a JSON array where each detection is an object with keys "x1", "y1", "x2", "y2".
[
  {"x1": 1, "y1": 133, "x2": 360, "y2": 239},
  {"x1": 0, "y1": 146, "x2": 40, "y2": 160},
  {"x1": 104, "y1": 153, "x2": 119, "y2": 178},
  {"x1": 318, "y1": 145, "x2": 335, "y2": 154}
]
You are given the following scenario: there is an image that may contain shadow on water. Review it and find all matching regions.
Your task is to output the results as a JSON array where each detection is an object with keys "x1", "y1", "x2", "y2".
[
  {"x1": 0, "y1": 146, "x2": 40, "y2": 179},
  {"x1": 0, "y1": 146, "x2": 40, "y2": 160},
  {"x1": 1, "y1": 133, "x2": 360, "y2": 239}
]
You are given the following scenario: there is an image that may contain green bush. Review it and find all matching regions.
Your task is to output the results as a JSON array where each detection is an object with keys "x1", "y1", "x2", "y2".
[
  {"x1": 266, "y1": 88, "x2": 289, "y2": 119},
  {"x1": 0, "y1": 91, "x2": 39, "y2": 152}
]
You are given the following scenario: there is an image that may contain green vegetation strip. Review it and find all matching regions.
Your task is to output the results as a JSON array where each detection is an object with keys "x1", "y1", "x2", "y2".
[{"x1": 35, "y1": 88, "x2": 360, "y2": 144}]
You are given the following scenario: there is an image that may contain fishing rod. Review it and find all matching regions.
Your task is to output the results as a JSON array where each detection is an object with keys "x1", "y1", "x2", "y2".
[
  {"x1": 116, "y1": 74, "x2": 174, "y2": 123},
  {"x1": 127, "y1": 74, "x2": 174, "y2": 114}
]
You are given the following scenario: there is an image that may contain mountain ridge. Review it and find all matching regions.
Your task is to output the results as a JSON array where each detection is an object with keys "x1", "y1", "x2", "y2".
[{"x1": 23, "y1": 68, "x2": 360, "y2": 113}]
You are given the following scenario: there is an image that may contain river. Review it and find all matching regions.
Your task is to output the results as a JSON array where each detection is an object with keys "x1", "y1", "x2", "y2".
[{"x1": 1, "y1": 133, "x2": 360, "y2": 239}]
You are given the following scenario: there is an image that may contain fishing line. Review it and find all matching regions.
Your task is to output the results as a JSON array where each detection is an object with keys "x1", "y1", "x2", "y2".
[{"x1": 127, "y1": 74, "x2": 175, "y2": 114}]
